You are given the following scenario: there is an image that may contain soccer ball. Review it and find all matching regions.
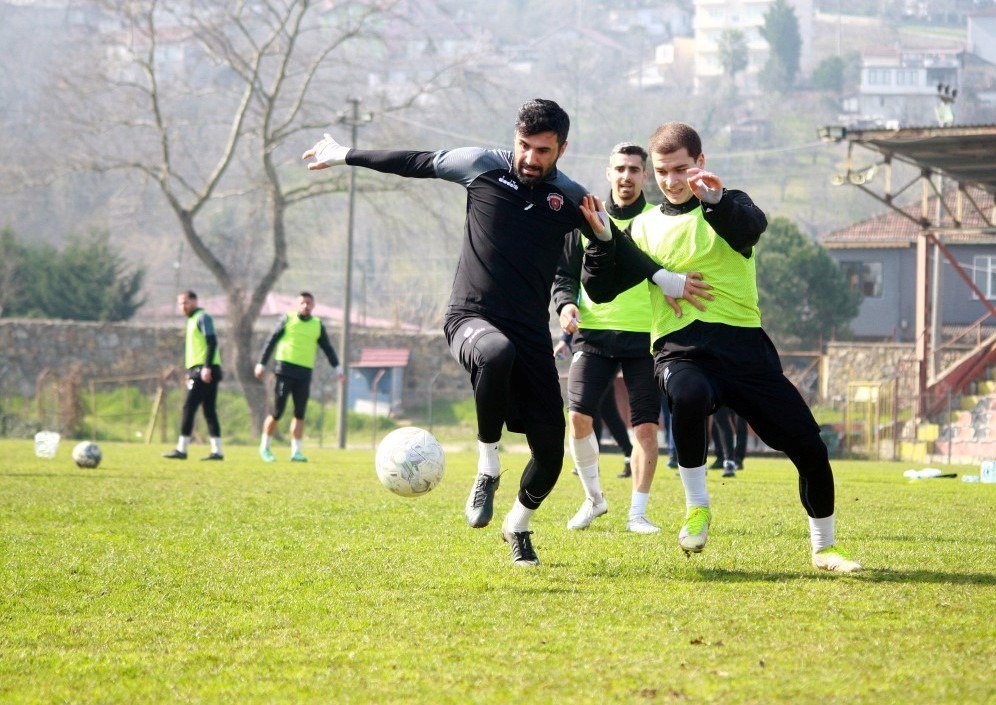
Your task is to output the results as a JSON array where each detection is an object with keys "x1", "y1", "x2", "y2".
[
  {"x1": 375, "y1": 427, "x2": 445, "y2": 497},
  {"x1": 72, "y1": 441, "x2": 102, "y2": 469}
]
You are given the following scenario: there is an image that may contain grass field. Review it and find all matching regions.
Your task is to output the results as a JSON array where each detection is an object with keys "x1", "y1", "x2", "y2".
[{"x1": 2, "y1": 439, "x2": 994, "y2": 704}]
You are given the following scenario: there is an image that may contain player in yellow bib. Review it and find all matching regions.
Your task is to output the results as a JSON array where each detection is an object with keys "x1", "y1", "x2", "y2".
[
  {"x1": 163, "y1": 290, "x2": 224, "y2": 461},
  {"x1": 553, "y1": 142, "x2": 669, "y2": 534},
  {"x1": 580, "y1": 121, "x2": 862, "y2": 573},
  {"x1": 254, "y1": 292, "x2": 344, "y2": 462}
]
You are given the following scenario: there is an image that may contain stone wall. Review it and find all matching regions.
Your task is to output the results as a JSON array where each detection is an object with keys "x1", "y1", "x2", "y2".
[
  {"x1": 822, "y1": 340, "x2": 981, "y2": 407},
  {"x1": 0, "y1": 319, "x2": 469, "y2": 411},
  {"x1": 6, "y1": 320, "x2": 983, "y2": 423},
  {"x1": 821, "y1": 341, "x2": 918, "y2": 403}
]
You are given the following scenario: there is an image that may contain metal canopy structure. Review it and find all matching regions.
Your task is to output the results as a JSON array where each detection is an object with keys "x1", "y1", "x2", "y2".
[
  {"x1": 820, "y1": 123, "x2": 996, "y2": 418},
  {"x1": 823, "y1": 124, "x2": 996, "y2": 234},
  {"x1": 844, "y1": 125, "x2": 996, "y2": 196}
]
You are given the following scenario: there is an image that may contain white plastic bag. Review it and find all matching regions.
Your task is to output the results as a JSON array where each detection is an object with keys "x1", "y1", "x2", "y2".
[{"x1": 34, "y1": 430, "x2": 60, "y2": 459}]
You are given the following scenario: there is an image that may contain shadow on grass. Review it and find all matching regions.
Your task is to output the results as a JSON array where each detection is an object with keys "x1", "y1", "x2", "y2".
[
  {"x1": 0, "y1": 471, "x2": 170, "y2": 481},
  {"x1": 695, "y1": 567, "x2": 996, "y2": 586}
]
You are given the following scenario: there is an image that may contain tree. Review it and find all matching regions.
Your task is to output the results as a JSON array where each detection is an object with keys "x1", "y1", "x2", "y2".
[
  {"x1": 759, "y1": 0, "x2": 802, "y2": 94},
  {"x1": 718, "y1": 29, "x2": 749, "y2": 85},
  {"x1": 0, "y1": 229, "x2": 29, "y2": 318},
  {"x1": 0, "y1": 229, "x2": 144, "y2": 321},
  {"x1": 57, "y1": 0, "x2": 488, "y2": 431},
  {"x1": 756, "y1": 217, "x2": 860, "y2": 350},
  {"x1": 812, "y1": 55, "x2": 844, "y2": 94},
  {"x1": 41, "y1": 232, "x2": 146, "y2": 321}
]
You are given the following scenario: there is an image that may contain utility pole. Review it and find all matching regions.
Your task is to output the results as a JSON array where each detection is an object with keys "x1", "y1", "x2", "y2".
[{"x1": 336, "y1": 97, "x2": 372, "y2": 449}]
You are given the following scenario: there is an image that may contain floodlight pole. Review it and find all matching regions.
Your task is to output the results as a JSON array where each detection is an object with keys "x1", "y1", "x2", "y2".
[{"x1": 336, "y1": 98, "x2": 372, "y2": 449}]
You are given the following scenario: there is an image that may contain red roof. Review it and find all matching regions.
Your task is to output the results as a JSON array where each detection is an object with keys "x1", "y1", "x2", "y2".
[
  {"x1": 352, "y1": 348, "x2": 411, "y2": 368},
  {"x1": 821, "y1": 187, "x2": 996, "y2": 249}
]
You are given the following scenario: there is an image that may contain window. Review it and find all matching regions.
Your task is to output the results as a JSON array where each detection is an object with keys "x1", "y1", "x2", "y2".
[
  {"x1": 896, "y1": 69, "x2": 918, "y2": 86},
  {"x1": 865, "y1": 68, "x2": 893, "y2": 86},
  {"x1": 973, "y1": 256, "x2": 996, "y2": 300},
  {"x1": 841, "y1": 261, "x2": 883, "y2": 298}
]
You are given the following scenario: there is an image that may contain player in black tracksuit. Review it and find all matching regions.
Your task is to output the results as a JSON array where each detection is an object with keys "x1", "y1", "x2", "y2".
[{"x1": 304, "y1": 99, "x2": 664, "y2": 566}]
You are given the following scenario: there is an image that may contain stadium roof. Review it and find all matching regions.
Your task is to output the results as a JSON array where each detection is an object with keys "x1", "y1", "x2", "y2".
[
  {"x1": 836, "y1": 124, "x2": 996, "y2": 198},
  {"x1": 819, "y1": 123, "x2": 996, "y2": 234}
]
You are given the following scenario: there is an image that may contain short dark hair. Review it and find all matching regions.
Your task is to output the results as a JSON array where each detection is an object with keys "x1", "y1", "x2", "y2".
[
  {"x1": 515, "y1": 99, "x2": 570, "y2": 144},
  {"x1": 181, "y1": 290, "x2": 197, "y2": 300},
  {"x1": 648, "y1": 122, "x2": 702, "y2": 160},
  {"x1": 299, "y1": 291, "x2": 314, "y2": 300},
  {"x1": 610, "y1": 141, "x2": 648, "y2": 166}
]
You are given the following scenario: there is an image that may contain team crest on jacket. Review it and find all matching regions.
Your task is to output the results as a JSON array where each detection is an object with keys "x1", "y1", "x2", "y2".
[{"x1": 546, "y1": 193, "x2": 564, "y2": 211}]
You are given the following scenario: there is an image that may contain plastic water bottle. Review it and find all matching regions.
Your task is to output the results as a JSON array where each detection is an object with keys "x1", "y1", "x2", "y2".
[{"x1": 981, "y1": 460, "x2": 996, "y2": 484}]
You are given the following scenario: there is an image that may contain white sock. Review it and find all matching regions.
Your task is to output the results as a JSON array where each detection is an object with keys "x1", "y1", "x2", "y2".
[
  {"x1": 260, "y1": 434, "x2": 272, "y2": 451},
  {"x1": 478, "y1": 441, "x2": 500, "y2": 477},
  {"x1": 505, "y1": 499, "x2": 535, "y2": 533},
  {"x1": 210, "y1": 437, "x2": 222, "y2": 455},
  {"x1": 291, "y1": 438, "x2": 303, "y2": 455},
  {"x1": 629, "y1": 490, "x2": 650, "y2": 520},
  {"x1": 809, "y1": 514, "x2": 836, "y2": 553},
  {"x1": 177, "y1": 435, "x2": 190, "y2": 453},
  {"x1": 679, "y1": 464, "x2": 710, "y2": 508},
  {"x1": 569, "y1": 432, "x2": 603, "y2": 502}
]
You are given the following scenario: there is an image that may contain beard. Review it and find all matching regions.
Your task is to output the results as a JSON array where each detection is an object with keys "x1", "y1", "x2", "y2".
[{"x1": 514, "y1": 159, "x2": 554, "y2": 186}]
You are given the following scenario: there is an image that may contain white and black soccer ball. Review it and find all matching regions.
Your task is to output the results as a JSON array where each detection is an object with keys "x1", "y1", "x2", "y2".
[
  {"x1": 375, "y1": 427, "x2": 445, "y2": 497},
  {"x1": 72, "y1": 441, "x2": 102, "y2": 469}
]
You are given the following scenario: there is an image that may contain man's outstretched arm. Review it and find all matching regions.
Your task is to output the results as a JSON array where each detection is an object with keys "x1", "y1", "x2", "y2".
[{"x1": 304, "y1": 133, "x2": 438, "y2": 178}]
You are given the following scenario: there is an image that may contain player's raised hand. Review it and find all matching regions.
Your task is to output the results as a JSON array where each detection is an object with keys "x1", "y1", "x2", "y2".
[
  {"x1": 303, "y1": 133, "x2": 350, "y2": 170},
  {"x1": 579, "y1": 194, "x2": 612, "y2": 242},
  {"x1": 685, "y1": 167, "x2": 723, "y2": 204}
]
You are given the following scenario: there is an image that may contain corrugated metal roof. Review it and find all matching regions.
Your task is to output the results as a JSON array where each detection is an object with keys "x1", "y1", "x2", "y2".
[{"x1": 842, "y1": 124, "x2": 996, "y2": 196}]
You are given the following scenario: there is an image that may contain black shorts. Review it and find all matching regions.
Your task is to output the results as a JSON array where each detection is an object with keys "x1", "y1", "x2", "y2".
[
  {"x1": 445, "y1": 314, "x2": 564, "y2": 434},
  {"x1": 656, "y1": 322, "x2": 821, "y2": 448},
  {"x1": 272, "y1": 375, "x2": 311, "y2": 421},
  {"x1": 567, "y1": 352, "x2": 660, "y2": 426}
]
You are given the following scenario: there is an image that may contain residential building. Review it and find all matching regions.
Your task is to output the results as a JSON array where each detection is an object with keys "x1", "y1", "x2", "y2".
[
  {"x1": 691, "y1": 0, "x2": 813, "y2": 95},
  {"x1": 842, "y1": 46, "x2": 962, "y2": 128},
  {"x1": 821, "y1": 187, "x2": 996, "y2": 343},
  {"x1": 968, "y1": 8, "x2": 996, "y2": 66}
]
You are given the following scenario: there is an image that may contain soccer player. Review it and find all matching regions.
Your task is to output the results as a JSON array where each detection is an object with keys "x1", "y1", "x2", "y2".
[
  {"x1": 553, "y1": 142, "x2": 694, "y2": 534},
  {"x1": 579, "y1": 121, "x2": 862, "y2": 572},
  {"x1": 254, "y1": 292, "x2": 344, "y2": 463},
  {"x1": 303, "y1": 100, "x2": 706, "y2": 566},
  {"x1": 163, "y1": 290, "x2": 224, "y2": 461}
]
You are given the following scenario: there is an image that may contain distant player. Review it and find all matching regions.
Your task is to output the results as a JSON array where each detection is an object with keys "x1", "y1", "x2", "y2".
[
  {"x1": 163, "y1": 290, "x2": 224, "y2": 461},
  {"x1": 254, "y1": 292, "x2": 344, "y2": 463}
]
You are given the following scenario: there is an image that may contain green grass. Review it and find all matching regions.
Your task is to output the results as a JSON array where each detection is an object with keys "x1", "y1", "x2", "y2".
[{"x1": 1, "y1": 440, "x2": 994, "y2": 704}]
